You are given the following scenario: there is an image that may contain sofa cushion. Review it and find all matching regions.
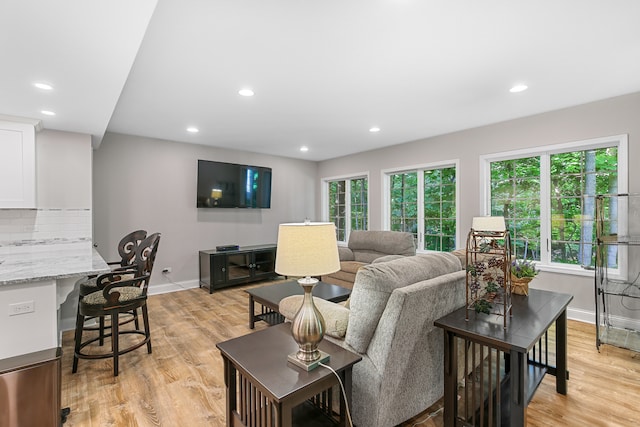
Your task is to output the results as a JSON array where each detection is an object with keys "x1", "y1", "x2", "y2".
[
  {"x1": 345, "y1": 252, "x2": 462, "y2": 353},
  {"x1": 349, "y1": 230, "x2": 415, "y2": 259},
  {"x1": 279, "y1": 295, "x2": 350, "y2": 339},
  {"x1": 340, "y1": 261, "x2": 366, "y2": 274}
]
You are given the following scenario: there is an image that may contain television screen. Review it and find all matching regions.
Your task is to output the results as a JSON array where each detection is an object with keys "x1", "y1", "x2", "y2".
[{"x1": 197, "y1": 160, "x2": 272, "y2": 208}]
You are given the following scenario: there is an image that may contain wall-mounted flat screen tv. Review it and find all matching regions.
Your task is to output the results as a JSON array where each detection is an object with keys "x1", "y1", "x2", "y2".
[{"x1": 197, "y1": 160, "x2": 272, "y2": 208}]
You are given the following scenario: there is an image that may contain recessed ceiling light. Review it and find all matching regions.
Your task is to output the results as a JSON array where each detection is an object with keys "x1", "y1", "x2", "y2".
[
  {"x1": 510, "y1": 84, "x2": 528, "y2": 93},
  {"x1": 369, "y1": 127, "x2": 381, "y2": 133},
  {"x1": 300, "y1": 146, "x2": 309, "y2": 152},
  {"x1": 41, "y1": 110, "x2": 56, "y2": 116},
  {"x1": 238, "y1": 88, "x2": 254, "y2": 97},
  {"x1": 34, "y1": 82, "x2": 53, "y2": 91},
  {"x1": 186, "y1": 127, "x2": 199, "y2": 133}
]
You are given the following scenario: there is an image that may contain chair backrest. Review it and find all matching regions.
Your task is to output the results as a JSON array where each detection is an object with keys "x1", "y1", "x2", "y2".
[
  {"x1": 116, "y1": 229, "x2": 148, "y2": 267},
  {"x1": 134, "y1": 232, "x2": 161, "y2": 276}
]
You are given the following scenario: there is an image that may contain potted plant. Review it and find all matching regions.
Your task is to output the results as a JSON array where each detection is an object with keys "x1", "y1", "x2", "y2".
[
  {"x1": 484, "y1": 281, "x2": 500, "y2": 301},
  {"x1": 510, "y1": 258, "x2": 538, "y2": 295}
]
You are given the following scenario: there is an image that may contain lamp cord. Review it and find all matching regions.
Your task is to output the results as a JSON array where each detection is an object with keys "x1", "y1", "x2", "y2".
[
  {"x1": 318, "y1": 362, "x2": 354, "y2": 427},
  {"x1": 411, "y1": 406, "x2": 444, "y2": 426}
]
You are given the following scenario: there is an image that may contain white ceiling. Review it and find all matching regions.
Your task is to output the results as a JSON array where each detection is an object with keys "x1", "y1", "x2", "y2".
[{"x1": 3, "y1": 1, "x2": 640, "y2": 161}]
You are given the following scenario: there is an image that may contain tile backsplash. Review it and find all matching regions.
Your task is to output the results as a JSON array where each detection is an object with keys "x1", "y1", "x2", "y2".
[{"x1": 0, "y1": 209, "x2": 91, "y2": 246}]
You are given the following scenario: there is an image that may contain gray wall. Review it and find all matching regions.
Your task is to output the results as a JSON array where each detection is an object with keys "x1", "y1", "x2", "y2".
[
  {"x1": 317, "y1": 92, "x2": 640, "y2": 321},
  {"x1": 93, "y1": 133, "x2": 317, "y2": 291}
]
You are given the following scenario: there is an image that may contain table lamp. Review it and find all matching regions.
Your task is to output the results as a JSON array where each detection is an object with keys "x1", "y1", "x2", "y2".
[{"x1": 275, "y1": 221, "x2": 340, "y2": 371}]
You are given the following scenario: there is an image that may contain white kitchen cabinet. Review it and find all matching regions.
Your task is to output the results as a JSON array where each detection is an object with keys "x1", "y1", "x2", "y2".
[{"x1": 0, "y1": 121, "x2": 36, "y2": 208}]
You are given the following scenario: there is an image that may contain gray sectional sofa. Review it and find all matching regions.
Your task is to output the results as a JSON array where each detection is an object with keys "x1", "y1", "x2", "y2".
[{"x1": 280, "y1": 252, "x2": 466, "y2": 427}]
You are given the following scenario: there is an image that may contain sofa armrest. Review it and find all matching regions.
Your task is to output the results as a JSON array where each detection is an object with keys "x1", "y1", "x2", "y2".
[
  {"x1": 279, "y1": 295, "x2": 350, "y2": 339},
  {"x1": 338, "y1": 246, "x2": 355, "y2": 261}
]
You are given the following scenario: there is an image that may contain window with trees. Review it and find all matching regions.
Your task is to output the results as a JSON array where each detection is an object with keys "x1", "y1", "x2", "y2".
[
  {"x1": 386, "y1": 164, "x2": 457, "y2": 252},
  {"x1": 482, "y1": 135, "x2": 627, "y2": 271},
  {"x1": 326, "y1": 176, "x2": 368, "y2": 242}
]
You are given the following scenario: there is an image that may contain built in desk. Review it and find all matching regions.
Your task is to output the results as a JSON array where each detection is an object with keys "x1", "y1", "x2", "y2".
[{"x1": 434, "y1": 288, "x2": 573, "y2": 427}]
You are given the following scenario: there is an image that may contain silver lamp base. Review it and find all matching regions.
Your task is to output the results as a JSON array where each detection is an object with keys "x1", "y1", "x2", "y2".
[{"x1": 287, "y1": 350, "x2": 330, "y2": 371}]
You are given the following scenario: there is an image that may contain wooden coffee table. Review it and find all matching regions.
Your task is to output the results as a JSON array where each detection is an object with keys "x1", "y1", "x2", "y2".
[
  {"x1": 217, "y1": 323, "x2": 361, "y2": 427},
  {"x1": 246, "y1": 280, "x2": 351, "y2": 329}
]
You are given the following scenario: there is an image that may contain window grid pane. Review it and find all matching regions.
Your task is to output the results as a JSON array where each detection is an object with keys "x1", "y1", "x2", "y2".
[
  {"x1": 489, "y1": 145, "x2": 619, "y2": 268},
  {"x1": 328, "y1": 180, "x2": 346, "y2": 241},
  {"x1": 490, "y1": 157, "x2": 541, "y2": 261},
  {"x1": 390, "y1": 172, "x2": 418, "y2": 243},
  {"x1": 424, "y1": 167, "x2": 456, "y2": 251},
  {"x1": 351, "y1": 178, "x2": 368, "y2": 232},
  {"x1": 550, "y1": 147, "x2": 618, "y2": 267}
]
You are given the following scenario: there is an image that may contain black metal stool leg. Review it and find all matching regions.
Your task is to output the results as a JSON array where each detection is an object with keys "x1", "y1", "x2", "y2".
[
  {"x1": 72, "y1": 310, "x2": 84, "y2": 373},
  {"x1": 142, "y1": 304, "x2": 152, "y2": 354},
  {"x1": 111, "y1": 311, "x2": 119, "y2": 377}
]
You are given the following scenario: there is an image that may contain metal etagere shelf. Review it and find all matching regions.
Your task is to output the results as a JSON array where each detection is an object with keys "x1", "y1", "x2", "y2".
[
  {"x1": 465, "y1": 228, "x2": 512, "y2": 328},
  {"x1": 595, "y1": 193, "x2": 640, "y2": 352}
]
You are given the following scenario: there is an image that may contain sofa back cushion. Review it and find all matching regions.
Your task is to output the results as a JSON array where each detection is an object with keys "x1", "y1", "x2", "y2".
[
  {"x1": 348, "y1": 231, "x2": 416, "y2": 263},
  {"x1": 345, "y1": 252, "x2": 462, "y2": 353}
]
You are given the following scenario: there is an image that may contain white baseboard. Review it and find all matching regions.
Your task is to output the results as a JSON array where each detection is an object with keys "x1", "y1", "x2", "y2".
[
  {"x1": 564, "y1": 307, "x2": 640, "y2": 333},
  {"x1": 567, "y1": 307, "x2": 595, "y2": 324},
  {"x1": 148, "y1": 279, "x2": 200, "y2": 295}
]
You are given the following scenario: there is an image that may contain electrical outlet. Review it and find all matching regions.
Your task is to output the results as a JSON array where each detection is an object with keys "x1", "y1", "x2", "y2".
[
  {"x1": 162, "y1": 267, "x2": 172, "y2": 274},
  {"x1": 9, "y1": 301, "x2": 35, "y2": 316}
]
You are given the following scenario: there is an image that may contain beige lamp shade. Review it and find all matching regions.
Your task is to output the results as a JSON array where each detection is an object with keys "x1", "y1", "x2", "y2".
[
  {"x1": 210, "y1": 188, "x2": 222, "y2": 199},
  {"x1": 472, "y1": 216, "x2": 506, "y2": 232},
  {"x1": 275, "y1": 222, "x2": 340, "y2": 277}
]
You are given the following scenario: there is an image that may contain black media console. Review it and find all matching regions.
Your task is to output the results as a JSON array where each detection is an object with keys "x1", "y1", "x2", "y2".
[{"x1": 198, "y1": 244, "x2": 278, "y2": 293}]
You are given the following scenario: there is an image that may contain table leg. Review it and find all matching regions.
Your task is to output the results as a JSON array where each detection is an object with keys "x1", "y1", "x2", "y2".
[
  {"x1": 443, "y1": 330, "x2": 457, "y2": 427},
  {"x1": 223, "y1": 356, "x2": 236, "y2": 427},
  {"x1": 249, "y1": 295, "x2": 255, "y2": 329},
  {"x1": 280, "y1": 401, "x2": 293, "y2": 427},
  {"x1": 339, "y1": 367, "x2": 354, "y2": 427},
  {"x1": 509, "y1": 350, "x2": 526, "y2": 427},
  {"x1": 556, "y1": 309, "x2": 568, "y2": 394}
]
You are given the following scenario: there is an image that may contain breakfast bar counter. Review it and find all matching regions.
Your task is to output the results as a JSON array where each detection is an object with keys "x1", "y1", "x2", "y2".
[
  {"x1": 0, "y1": 240, "x2": 109, "y2": 359},
  {"x1": 0, "y1": 241, "x2": 108, "y2": 286}
]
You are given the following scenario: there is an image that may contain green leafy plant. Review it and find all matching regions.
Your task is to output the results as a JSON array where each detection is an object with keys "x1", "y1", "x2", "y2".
[
  {"x1": 511, "y1": 259, "x2": 538, "y2": 278},
  {"x1": 473, "y1": 299, "x2": 492, "y2": 314},
  {"x1": 485, "y1": 281, "x2": 500, "y2": 293}
]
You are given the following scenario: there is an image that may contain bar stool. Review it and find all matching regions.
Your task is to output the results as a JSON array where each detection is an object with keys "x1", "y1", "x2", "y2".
[
  {"x1": 72, "y1": 232, "x2": 160, "y2": 376},
  {"x1": 76, "y1": 230, "x2": 147, "y2": 343}
]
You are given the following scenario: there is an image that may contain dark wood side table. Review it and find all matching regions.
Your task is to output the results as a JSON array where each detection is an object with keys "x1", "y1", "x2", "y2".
[
  {"x1": 246, "y1": 281, "x2": 351, "y2": 329},
  {"x1": 217, "y1": 323, "x2": 361, "y2": 427},
  {"x1": 434, "y1": 288, "x2": 573, "y2": 427}
]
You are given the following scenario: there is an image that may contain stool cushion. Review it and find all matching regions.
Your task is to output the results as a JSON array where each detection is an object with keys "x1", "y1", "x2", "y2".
[
  {"x1": 83, "y1": 286, "x2": 143, "y2": 306},
  {"x1": 80, "y1": 273, "x2": 136, "y2": 296}
]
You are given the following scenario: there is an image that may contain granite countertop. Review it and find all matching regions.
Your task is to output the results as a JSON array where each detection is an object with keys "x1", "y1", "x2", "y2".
[{"x1": 0, "y1": 241, "x2": 109, "y2": 285}]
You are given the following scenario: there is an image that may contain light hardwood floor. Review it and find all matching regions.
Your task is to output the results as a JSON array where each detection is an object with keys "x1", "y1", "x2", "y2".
[{"x1": 61, "y1": 281, "x2": 640, "y2": 427}]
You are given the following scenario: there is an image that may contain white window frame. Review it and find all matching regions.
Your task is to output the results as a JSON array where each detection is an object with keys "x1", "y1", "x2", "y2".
[
  {"x1": 321, "y1": 172, "x2": 370, "y2": 245},
  {"x1": 382, "y1": 160, "x2": 460, "y2": 253},
  {"x1": 479, "y1": 134, "x2": 628, "y2": 277}
]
